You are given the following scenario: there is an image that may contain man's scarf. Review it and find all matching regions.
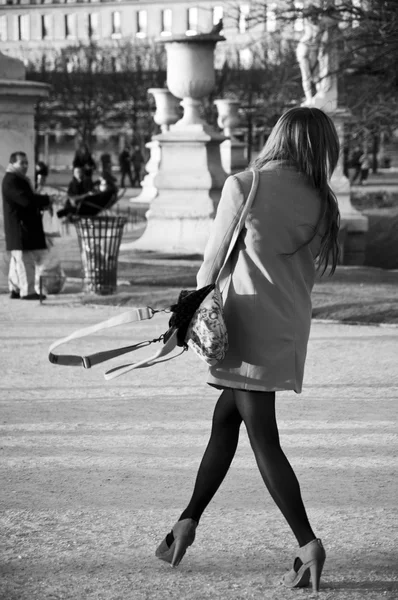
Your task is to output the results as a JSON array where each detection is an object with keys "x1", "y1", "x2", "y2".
[{"x1": 6, "y1": 163, "x2": 34, "y2": 191}]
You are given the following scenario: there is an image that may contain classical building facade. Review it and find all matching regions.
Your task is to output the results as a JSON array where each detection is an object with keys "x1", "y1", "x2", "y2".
[{"x1": 0, "y1": 0, "x2": 287, "y2": 64}]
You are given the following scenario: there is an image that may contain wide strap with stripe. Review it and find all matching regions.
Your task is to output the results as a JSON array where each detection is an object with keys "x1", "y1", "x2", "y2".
[{"x1": 49, "y1": 307, "x2": 156, "y2": 367}]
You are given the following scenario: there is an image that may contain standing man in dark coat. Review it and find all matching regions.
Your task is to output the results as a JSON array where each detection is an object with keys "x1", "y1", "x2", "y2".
[
  {"x1": 2, "y1": 151, "x2": 51, "y2": 300},
  {"x1": 131, "y1": 144, "x2": 144, "y2": 187},
  {"x1": 118, "y1": 146, "x2": 134, "y2": 188}
]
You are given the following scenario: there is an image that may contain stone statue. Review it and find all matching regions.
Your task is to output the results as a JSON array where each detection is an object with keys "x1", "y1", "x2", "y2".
[
  {"x1": 209, "y1": 19, "x2": 223, "y2": 34},
  {"x1": 296, "y1": 2, "x2": 338, "y2": 111}
]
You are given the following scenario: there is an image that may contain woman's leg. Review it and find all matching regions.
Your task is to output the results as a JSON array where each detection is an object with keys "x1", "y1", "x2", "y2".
[
  {"x1": 234, "y1": 389, "x2": 315, "y2": 547},
  {"x1": 178, "y1": 389, "x2": 242, "y2": 524}
]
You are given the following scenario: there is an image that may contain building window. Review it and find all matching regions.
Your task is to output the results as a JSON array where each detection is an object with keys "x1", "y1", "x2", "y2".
[
  {"x1": 88, "y1": 12, "x2": 99, "y2": 38},
  {"x1": 212, "y1": 5, "x2": 223, "y2": 28},
  {"x1": 18, "y1": 14, "x2": 30, "y2": 40},
  {"x1": 65, "y1": 13, "x2": 77, "y2": 39},
  {"x1": 160, "y1": 8, "x2": 172, "y2": 37},
  {"x1": 0, "y1": 15, "x2": 7, "y2": 40},
  {"x1": 186, "y1": 6, "x2": 198, "y2": 36},
  {"x1": 136, "y1": 9, "x2": 147, "y2": 38},
  {"x1": 111, "y1": 10, "x2": 121, "y2": 37},
  {"x1": 266, "y1": 2, "x2": 277, "y2": 32},
  {"x1": 41, "y1": 14, "x2": 52, "y2": 39}
]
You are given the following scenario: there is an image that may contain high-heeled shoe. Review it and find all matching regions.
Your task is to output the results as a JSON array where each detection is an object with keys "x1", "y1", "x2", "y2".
[
  {"x1": 281, "y1": 538, "x2": 326, "y2": 593},
  {"x1": 155, "y1": 518, "x2": 197, "y2": 567}
]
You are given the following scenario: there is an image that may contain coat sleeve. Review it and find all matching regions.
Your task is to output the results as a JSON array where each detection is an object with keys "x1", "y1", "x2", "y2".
[
  {"x1": 6, "y1": 177, "x2": 50, "y2": 209},
  {"x1": 196, "y1": 175, "x2": 245, "y2": 288}
]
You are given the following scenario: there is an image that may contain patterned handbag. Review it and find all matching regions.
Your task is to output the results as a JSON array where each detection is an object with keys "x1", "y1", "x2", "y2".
[{"x1": 166, "y1": 283, "x2": 227, "y2": 366}]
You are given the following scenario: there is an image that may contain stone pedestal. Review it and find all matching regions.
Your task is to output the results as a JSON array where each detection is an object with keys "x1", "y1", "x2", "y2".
[
  {"x1": 128, "y1": 125, "x2": 226, "y2": 254},
  {"x1": 214, "y1": 98, "x2": 247, "y2": 175},
  {"x1": 0, "y1": 52, "x2": 50, "y2": 291},
  {"x1": 220, "y1": 139, "x2": 247, "y2": 175},
  {"x1": 122, "y1": 33, "x2": 227, "y2": 255},
  {"x1": 134, "y1": 139, "x2": 162, "y2": 204},
  {"x1": 329, "y1": 108, "x2": 368, "y2": 265}
]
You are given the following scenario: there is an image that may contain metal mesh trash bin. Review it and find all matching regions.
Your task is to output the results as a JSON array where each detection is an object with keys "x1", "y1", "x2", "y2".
[{"x1": 74, "y1": 216, "x2": 126, "y2": 295}]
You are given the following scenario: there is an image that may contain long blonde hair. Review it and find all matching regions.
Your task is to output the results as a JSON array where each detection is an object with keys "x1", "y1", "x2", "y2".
[{"x1": 252, "y1": 107, "x2": 340, "y2": 274}]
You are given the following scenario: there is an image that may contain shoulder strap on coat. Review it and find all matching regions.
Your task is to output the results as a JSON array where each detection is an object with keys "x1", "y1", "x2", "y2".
[{"x1": 215, "y1": 167, "x2": 259, "y2": 286}]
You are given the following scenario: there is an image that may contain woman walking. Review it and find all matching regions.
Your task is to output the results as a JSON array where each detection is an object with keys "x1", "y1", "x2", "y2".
[{"x1": 155, "y1": 107, "x2": 340, "y2": 593}]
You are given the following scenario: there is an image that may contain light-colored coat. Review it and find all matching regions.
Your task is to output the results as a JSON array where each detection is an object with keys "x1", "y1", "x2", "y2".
[{"x1": 196, "y1": 161, "x2": 324, "y2": 393}]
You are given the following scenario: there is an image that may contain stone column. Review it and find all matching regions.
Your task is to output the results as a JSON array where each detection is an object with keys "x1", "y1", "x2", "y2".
[
  {"x1": 214, "y1": 98, "x2": 247, "y2": 174},
  {"x1": 0, "y1": 52, "x2": 50, "y2": 292},
  {"x1": 126, "y1": 34, "x2": 227, "y2": 255}
]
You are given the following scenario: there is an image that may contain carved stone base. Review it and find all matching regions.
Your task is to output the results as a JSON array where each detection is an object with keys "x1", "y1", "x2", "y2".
[
  {"x1": 220, "y1": 139, "x2": 248, "y2": 175},
  {"x1": 122, "y1": 125, "x2": 227, "y2": 255},
  {"x1": 133, "y1": 140, "x2": 161, "y2": 204}
]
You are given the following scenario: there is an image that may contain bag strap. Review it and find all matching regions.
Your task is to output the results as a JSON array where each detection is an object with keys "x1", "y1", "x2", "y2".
[
  {"x1": 215, "y1": 167, "x2": 259, "y2": 285},
  {"x1": 48, "y1": 305, "x2": 186, "y2": 377},
  {"x1": 103, "y1": 329, "x2": 184, "y2": 380},
  {"x1": 49, "y1": 307, "x2": 155, "y2": 363}
]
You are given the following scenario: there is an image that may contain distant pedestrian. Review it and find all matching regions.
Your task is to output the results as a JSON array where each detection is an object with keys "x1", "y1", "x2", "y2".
[
  {"x1": 72, "y1": 143, "x2": 96, "y2": 183},
  {"x1": 35, "y1": 160, "x2": 49, "y2": 190},
  {"x1": 359, "y1": 152, "x2": 370, "y2": 185},
  {"x1": 118, "y1": 146, "x2": 134, "y2": 188},
  {"x1": 98, "y1": 155, "x2": 118, "y2": 194},
  {"x1": 349, "y1": 146, "x2": 362, "y2": 184},
  {"x1": 100, "y1": 153, "x2": 112, "y2": 173},
  {"x1": 2, "y1": 151, "x2": 52, "y2": 300},
  {"x1": 131, "y1": 145, "x2": 144, "y2": 187}
]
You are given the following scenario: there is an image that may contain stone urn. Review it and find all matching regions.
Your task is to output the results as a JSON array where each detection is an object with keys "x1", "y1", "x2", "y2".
[
  {"x1": 125, "y1": 33, "x2": 228, "y2": 255},
  {"x1": 163, "y1": 34, "x2": 225, "y2": 128},
  {"x1": 214, "y1": 99, "x2": 241, "y2": 138},
  {"x1": 148, "y1": 88, "x2": 180, "y2": 132}
]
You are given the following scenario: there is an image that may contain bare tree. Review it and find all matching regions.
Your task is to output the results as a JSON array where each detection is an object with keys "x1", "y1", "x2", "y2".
[
  {"x1": 246, "y1": 0, "x2": 398, "y2": 162},
  {"x1": 27, "y1": 41, "x2": 166, "y2": 148}
]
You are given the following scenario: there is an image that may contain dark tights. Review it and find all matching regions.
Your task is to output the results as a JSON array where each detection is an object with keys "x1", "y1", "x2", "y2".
[{"x1": 179, "y1": 389, "x2": 315, "y2": 547}]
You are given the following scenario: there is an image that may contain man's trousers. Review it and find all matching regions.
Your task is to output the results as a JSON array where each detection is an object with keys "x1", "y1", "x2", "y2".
[{"x1": 8, "y1": 249, "x2": 49, "y2": 297}]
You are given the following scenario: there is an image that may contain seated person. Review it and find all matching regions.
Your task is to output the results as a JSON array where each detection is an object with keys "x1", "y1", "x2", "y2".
[
  {"x1": 67, "y1": 166, "x2": 93, "y2": 200},
  {"x1": 58, "y1": 166, "x2": 117, "y2": 219},
  {"x1": 95, "y1": 166, "x2": 118, "y2": 195}
]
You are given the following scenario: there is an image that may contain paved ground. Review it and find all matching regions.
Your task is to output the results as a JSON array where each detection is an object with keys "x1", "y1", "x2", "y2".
[{"x1": 0, "y1": 294, "x2": 397, "y2": 600}]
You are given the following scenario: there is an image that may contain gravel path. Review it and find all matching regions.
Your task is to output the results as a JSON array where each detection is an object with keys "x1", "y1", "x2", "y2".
[{"x1": 1, "y1": 296, "x2": 397, "y2": 600}]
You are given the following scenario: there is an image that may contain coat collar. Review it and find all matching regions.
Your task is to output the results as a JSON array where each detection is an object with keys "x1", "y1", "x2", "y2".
[{"x1": 259, "y1": 160, "x2": 297, "y2": 172}]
